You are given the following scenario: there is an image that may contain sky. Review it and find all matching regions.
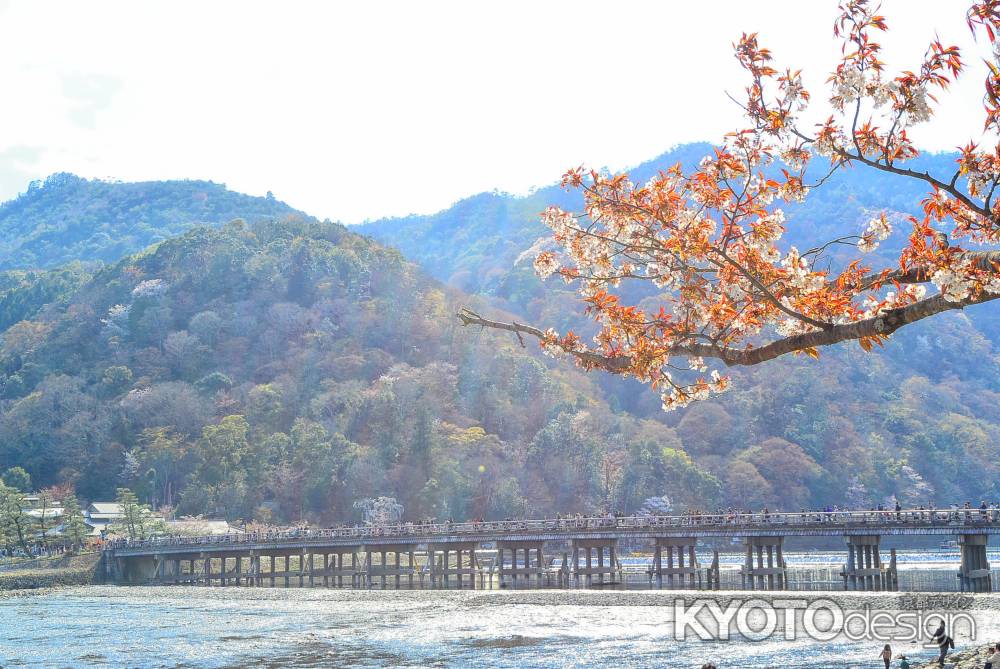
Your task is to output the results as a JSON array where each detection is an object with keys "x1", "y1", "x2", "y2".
[{"x1": 0, "y1": 0, "x2": 992, "y2": 223}]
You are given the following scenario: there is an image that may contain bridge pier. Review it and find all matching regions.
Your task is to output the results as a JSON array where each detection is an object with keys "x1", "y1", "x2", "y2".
[
  {"x1": 152, "y1": 554, "x2": 185, "y2": 585},
  {"x1": 652, "y1": 537, "x2": 699, "y2": 589},
  {"x1": 841, "y1": 535, "x2": 896, "y2": 591},
  {"x1": 363, "y1": 544, "x2": 419, "y2": 589},
  {"x1": 958, "y1": 534, "x2": 992, "y2": 593},
  {"x1": 571, "y1": 538, "x2": 617, "y2": 587},
  {"x1": 317, "y1": 547, "x2": 361, "y2": 588},
  {"x1": 741, "y1": 537, "x2": 786, "y2": 590},
  {"x1": 497, "y1": 540, "x2": 546, "y2": 588},
  {"x1": 427, "y1": 542, "x2": 477, "y2": 589},
  {"x1": 706, "y1": 550, "x2": 721, "y2": 590}
]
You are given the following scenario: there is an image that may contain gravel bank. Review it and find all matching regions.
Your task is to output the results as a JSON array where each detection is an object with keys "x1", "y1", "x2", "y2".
[
  {"x1": 0, "y1": 553, "x2": 99, "y2": 591},
  {"x1": 912, "y1": 644, "x2": 995, "y2": 668},
  {"x1": 8, "y1": 584, "x2": 996, "y2": 611}
]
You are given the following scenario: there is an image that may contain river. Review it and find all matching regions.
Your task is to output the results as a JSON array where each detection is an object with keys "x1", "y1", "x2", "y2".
[{"x1": 3, "y1": 586, "x2": 999, "y2": 668}]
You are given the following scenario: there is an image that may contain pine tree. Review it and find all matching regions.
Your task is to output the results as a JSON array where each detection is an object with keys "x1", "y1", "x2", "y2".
[
  {"x1": 62, "y1": 495, "x2": 88, "y2": 552},
  {"x1": 111, "y1": 488, "x2": 148, "y2": 540},
  {"x1": 0, "y1": 482, "x2": 33, "y2": 554}
]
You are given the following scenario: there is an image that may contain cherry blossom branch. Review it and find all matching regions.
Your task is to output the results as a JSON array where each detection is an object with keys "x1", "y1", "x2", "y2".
[{"x1": 457, "y1": 287, "x2": 1000, "y2": 369}]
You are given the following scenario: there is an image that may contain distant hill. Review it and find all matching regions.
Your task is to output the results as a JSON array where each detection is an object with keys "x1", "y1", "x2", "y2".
[
  {"x1": 357, "y1": 144, "x2": 1000, "y2": 507},
  {"x1": 0, "y1": 150, "x2": 996, "y2": 522},
  {"x1": 0, "y1": 173, "x2": 303, "y2": 270},
  {"x1": 358, "y1": 144, "x2": 948, "y2": 319},
  {"x1": 0, "y1": 219, "x2": 721, "y2": 523}
]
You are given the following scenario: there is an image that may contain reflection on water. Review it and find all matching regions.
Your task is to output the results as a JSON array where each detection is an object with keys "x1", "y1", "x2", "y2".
[{"x1": 2, "y1": 586, "x2": 999, "y2": 669}]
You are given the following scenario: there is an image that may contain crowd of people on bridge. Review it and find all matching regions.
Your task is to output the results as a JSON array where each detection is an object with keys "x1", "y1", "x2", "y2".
[
  {"x1": 104, "y1": 499, "x2": 1000, "y2": 551},
  {"x1": 675, "y1": 500, "x2": 1000, "y2": 525}
]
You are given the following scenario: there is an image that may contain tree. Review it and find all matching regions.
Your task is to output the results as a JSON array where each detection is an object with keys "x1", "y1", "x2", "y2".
[
  {"x1": 193, "y1": 415, "x2": 250, "y2": 485},
  {"x1": 0, "y1": 482, "x2": 33, "y2": 554},
  {"x1": 1, "y1": 466, "x2": 31, "y2": 492},
  {"x1": 137, "y1": 427, "x2": 190, "y2": 509},
  {"x1": 100, "y1": 365, "x2": 133, "y2": 396},
  {"x1": 458, "y1": 0, "x2": 1000, "y2": 410},
  {"x1": 35, "y1": 489, "x2": 55, "y2": 556},
  {"x1": 62, "y1": 495, "x2": 88, "y2": 552},
  {"x1": 110, "y1": 487, "x2": 161, "y2": 540}
]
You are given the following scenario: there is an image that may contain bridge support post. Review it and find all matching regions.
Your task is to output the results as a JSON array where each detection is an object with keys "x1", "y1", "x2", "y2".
[
  {"x1": 427, "y1": 542, "x2": 477, "y2": 589},
  {"x1": 740, "y1": 537, "x2": 785, "y2": 590},
  {"x1": 707, "y1": 550, "x2": 721, "y2": 590},
  {"x1": 958, "y1": 534, "x2": 992, "y2": 593},
  {"x1": 652, "y1": 538, "x2": 699, "y2": 589},
  {"x1": 842, "y1": 535, "x2": 893, "y2": 591},
  {"x1": 497, "y1": 540, "x2": 546, "y2": 588},
  {"x1": 571, "y1": 538, "x2": 617, "y2": 588}
]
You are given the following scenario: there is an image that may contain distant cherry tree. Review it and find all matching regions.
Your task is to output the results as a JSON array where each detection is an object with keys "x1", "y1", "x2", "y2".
[{"x1": 461, "y1": 0, "x2": 1000, "y2": 410}]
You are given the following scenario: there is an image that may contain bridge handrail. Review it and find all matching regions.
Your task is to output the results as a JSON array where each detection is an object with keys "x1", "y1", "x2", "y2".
[{"x1": 107, "y1": 507, "x2": 998, "y2": 553}]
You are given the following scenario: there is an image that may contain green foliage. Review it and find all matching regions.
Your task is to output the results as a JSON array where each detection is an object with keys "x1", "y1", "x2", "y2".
[
  {"x1": 0, "y1": 482, "x2": 32, "y2": 552},
  {"x1": 100, "y1": 366, "x2": 133, "y2": 396},
  {"x1": 0, "y1": 173, "x2": 302, "y2": 270},
  {"x1": 110, "y1": 487, "x2": 163, "y2": 540},
  {"x1": 1, "y1": 467, "x2": 31, "y2": 492},
  {"x1": 1, "y1": 158, "x2": 996, "y2": 524},
  {"x1": 62, "y1": 495, "x2": 88, "y2": 550}
]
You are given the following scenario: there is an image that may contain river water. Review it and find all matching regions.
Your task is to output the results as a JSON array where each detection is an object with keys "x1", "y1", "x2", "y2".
[
  {"x1": 3, "y1": 587, "x2": 999, "y2": 668},
  {"x1": 3, "y1": 549, "x2": 1000, "y2": 668}
]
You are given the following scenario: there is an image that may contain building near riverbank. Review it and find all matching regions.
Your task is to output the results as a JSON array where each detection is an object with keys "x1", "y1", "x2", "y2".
[{"x1": 84, "y1": 503, "x2": 124, "y2": 537}]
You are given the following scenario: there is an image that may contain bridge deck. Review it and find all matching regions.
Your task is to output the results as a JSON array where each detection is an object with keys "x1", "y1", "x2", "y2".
[{"x1": 110, "y1": 509, "x2": 1000, "y2": 557}]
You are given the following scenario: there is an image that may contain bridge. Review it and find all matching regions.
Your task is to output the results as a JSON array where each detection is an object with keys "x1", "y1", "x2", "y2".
[{"x1": 104, "y1": 508, "x2": 999, "y2": 592}]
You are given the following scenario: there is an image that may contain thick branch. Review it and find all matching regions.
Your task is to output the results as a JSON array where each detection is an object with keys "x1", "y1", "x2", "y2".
[
  {"x1": 457, "y1": 290, "x2": 1000, "y2": 370},
  {"x1": 855, "y1": 249, "x2": 1000, "y2": 292}
]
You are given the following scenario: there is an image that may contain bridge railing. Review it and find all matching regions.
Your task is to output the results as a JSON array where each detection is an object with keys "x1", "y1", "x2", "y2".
[{"x1": 108, "y1": 507, "x2": 998, "y2": 553}]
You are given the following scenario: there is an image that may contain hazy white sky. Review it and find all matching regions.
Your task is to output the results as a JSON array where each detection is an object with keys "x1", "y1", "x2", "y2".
[{"x1": 0, "y1": 0, "x2": 990, "y2": 222}]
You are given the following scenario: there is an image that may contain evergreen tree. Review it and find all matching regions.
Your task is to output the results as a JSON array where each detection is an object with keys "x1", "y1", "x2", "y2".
[
  {"x1": 111, "y1": 487, "x2": 158, "y2": 540},
  {"x1": 1, "y1": 467, "x2": 31, "y2": 492},
  {"x1": 62, "y1": 495, "x2": 88, "y2": 552},
  {"x1": 0, "y1": 482, "x2": 33, "y2": 554}
]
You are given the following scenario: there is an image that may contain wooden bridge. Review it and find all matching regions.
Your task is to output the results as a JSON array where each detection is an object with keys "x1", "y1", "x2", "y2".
[{"x1": 104, "y1": 508, "x2": 999, "y2": 592}]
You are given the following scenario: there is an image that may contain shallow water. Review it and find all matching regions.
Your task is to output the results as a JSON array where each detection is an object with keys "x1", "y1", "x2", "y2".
[{"x1": 2, "y1": 587, "x2": 999, "y2": 668}]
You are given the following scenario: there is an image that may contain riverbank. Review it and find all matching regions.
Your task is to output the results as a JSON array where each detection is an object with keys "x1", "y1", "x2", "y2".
[
  {"x1": 4, "y1": 583, "x2": 996, "y2": 610},
  {"x1": 913, "y1": 644, "x2": 996, "y2": 668},
  {"x1": 0, "y1": 552, "x2": 99, "y2": 590}
]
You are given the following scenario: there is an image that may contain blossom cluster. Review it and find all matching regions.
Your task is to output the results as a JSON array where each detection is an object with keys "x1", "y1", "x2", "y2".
[
  {"x1": 516, "y1": 0, "x2": 1000, "y2": 412},
  {"x1": 858, "y1": 214, "x2": 892, "y2": 252}
]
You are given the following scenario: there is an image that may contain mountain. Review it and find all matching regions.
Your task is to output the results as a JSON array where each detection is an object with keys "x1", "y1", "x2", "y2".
[
  {"x1": 358, "y1": 144, "x2": 1000, "y2": 507},
  {"x1": 358, "y1": 144, "x2": 948, "y2": 318},
  {"x1": 0, "y1": 218, "x2": 720, "y2": 523},
  {"x1": 0, "y1": 173, "x2": 302, "y2": 270},
  {"x1": 0, "y1": 154, "x2": 996, "y2": 525}
]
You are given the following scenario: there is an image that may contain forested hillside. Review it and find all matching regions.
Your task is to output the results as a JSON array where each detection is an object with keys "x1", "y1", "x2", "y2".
[
  {"x1": 358, "y1": 144, "x2": 945, "y2": 319},
  {"x1": 360, "y1": 144, "x2": 1000, "y2": 508},
  {"x1": 0, "y1": 151, "x2": 996, "y2": 523},
  {"x1": 0, "y1": 219, "x2": 720, "y2": 523},
  {"x1": 0, "y1": 173, "x2": 300, "y2": 270}
]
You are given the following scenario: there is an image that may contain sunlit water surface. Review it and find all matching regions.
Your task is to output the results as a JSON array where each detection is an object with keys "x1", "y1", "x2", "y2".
[{"x1": 2, "y1": 585, "x2": 999, "y2": 669}]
